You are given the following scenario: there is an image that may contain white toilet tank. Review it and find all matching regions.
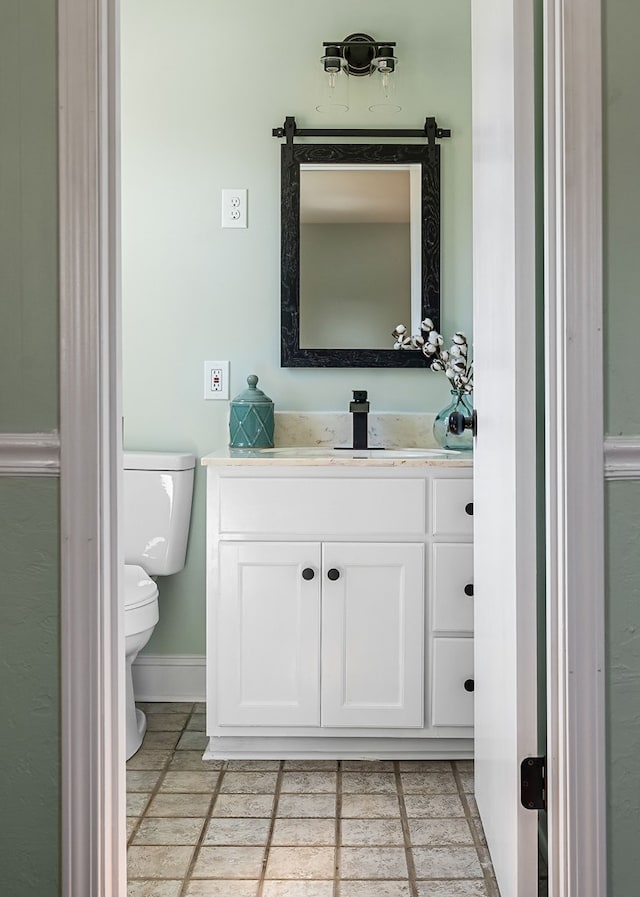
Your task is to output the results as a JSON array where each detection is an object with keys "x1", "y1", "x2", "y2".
[{"x1": 123, "y1": 451, "x2": 195, "y2": 576}]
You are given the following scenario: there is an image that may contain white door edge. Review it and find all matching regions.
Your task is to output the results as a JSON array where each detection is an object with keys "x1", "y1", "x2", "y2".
[
  {"x1": 471, "y1": 0, "x2": 539, "y2": 892},
  {"x1": 543, "y1": 1, "x2": 607, "y2": 896},
  {"x1": 59, "y1": 0, "x2": 124, "y2": 894}
]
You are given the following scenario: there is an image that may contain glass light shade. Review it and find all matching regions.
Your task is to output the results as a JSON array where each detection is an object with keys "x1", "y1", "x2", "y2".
[
  {"x1": 316, "y1": 63, "x2": 349, "y2": 113},
  {"x1": 368, "y1": 60, "x2": 401, "y2": 114}
]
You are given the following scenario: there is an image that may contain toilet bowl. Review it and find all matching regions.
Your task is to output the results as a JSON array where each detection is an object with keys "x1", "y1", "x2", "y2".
[
  {"x1": 124, "y1": 564, "x2": 159, "y2": 759},
  {"x1": 122, "y1": 450, "x2": 195, "y2": 759}
]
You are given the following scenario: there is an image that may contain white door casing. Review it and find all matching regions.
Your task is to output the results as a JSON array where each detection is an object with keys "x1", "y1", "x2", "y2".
[
  {"x1": 543, "y1": 0, "x2": 606, "y2": 894},
  {"x1": 471, "y1": 1, "x2": 539, "y2": 895}
]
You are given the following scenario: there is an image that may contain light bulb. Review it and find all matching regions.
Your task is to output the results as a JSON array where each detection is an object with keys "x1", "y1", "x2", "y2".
[{"x1": 381, "y1": 71, "x2": 391, "y2": 99}]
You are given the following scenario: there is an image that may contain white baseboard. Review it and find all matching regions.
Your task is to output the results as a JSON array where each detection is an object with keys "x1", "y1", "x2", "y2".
[{"x1": 132, "y1": 654, "x2": 206, "y2": 702}]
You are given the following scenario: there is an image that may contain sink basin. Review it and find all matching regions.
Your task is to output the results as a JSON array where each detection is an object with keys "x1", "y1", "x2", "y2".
[{"x1": 253, "y1": 446, "x2": 462, "y2": 459}]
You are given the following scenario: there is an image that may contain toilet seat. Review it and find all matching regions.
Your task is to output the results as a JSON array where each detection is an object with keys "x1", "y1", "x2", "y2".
[{"x1": 124, "y1": 564, "x2": 159, "y2": 636}]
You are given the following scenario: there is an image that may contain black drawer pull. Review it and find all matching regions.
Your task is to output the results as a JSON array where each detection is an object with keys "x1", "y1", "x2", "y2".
[
  {"x1": 327, "y1": 568, "x2": 340, "y2": 581},
  {"x1": 464, "y1": 678, "x2": 475, "y2": 692},
  {"x1": 465, "y1": 502, "x2": 474, "y2": 516},
  {"x1": 464, "y1": 583, "x2": 474, "y2": 597},
  {"x1": 302, "y1": 568, "x2": 315, "y2": 581}
]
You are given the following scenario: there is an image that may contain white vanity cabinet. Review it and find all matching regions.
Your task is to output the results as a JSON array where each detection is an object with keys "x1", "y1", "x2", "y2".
[
  {"x1": 217, "y1": 540, "x2": 424, "y2": 730},
  {"x1": 203, "y1": 452, "x2": 474, "y2": 760}
]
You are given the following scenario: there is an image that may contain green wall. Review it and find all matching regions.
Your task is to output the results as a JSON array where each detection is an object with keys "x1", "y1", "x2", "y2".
[
  {"x1": 604, "y1": 1, "x2": 640, "y2": 894},
  {"x1": 120, "y1": 0, "x2": 472, "y2": 654},
  {"x1": 0, "y1": 1, "x2": 60, "y2": 893},
  {"x1": 605, "y1": 482, "x2": 640, "y2": 897},
  {"x1": 0, "y1": 0, "x2": 59, "y2": 432},
  {"x1": 0, "y1": 479, "x2": 60, "y2": 894}
]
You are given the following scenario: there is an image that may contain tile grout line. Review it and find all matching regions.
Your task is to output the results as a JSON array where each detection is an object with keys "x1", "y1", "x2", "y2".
[
  {"x1": 175, "y1": 748, "x2": 227, "y2": 897},
  {"x1": 126, "y1": 703, "x2": 197, "y2": 848},
  {"x1": 333, "y1": 759, "x2": 342, "y2": 897},
  {"x1": 394, "y1": 761, "x2": 419, "y2": 897},
  {"x1": 451, "y1": 761, "x2": 501, "y2": 897},
  {"x1": 255, "y1": 759, "x2": 285, "y2": 897}
]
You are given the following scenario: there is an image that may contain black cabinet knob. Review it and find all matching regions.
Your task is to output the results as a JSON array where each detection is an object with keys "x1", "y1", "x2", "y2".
[
  {"x1": 327, "y1": 568, "x2": 340, "y2": 581},
  {"x1": 464, "y1": 583, "x2": 474, "y2": 597},
  {"x1": 302, "y1": 568, "x2": 315, "y2": 581},
  {"x1": 465, "y1": 502, "x2": 474, "y2": 516},
  {"x1": 464, "y1": 678, "x2": 475, "y2": 692}
]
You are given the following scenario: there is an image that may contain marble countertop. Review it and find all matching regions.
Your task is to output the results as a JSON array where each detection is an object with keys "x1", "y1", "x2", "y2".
[{"x1": 201, "y1": 446, "x2": 473, "y2": 467}]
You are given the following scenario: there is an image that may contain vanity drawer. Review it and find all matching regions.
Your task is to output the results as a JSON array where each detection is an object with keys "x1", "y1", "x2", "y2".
[
  {"x1": 431, "y1": 638, "x2": 474, "y2": 727},
  {"x1": 218, "y1": 476, "x2": 426, "y2": 536},
  {"x1": 431, "y1": 478, "x2": 474, "y2": 536},
  {"x1": 431, "y1": 543, "x2": 474, "y2": 633}
]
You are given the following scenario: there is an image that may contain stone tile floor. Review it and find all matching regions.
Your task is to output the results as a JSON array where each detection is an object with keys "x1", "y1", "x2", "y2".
[{"x1": 127, "y1": 702, "x2": 501, "y2": 897}]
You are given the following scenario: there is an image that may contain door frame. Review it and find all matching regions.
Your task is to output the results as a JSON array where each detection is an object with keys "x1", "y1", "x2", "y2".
[
  {"x1": 58, "y1": 1, "x2": 606, "y2": 895},
  {"x1": 542, "y1": 0, "x2": 606, "y2": 894},
  {"x1": 59, "y1": 0, "x2": 125, "y2": 893}
]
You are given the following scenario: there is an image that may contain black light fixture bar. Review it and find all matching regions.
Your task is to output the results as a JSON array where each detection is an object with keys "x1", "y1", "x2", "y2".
[
  {"x1": 272, "y1": 116, "x2": 451, "y2": 147},
  {"x1": 322, "y1": 41, "x2": 396, "y2": 48}
]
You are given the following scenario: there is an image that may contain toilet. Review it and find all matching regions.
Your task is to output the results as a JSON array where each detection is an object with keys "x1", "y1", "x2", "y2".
[{"x1": 123, "y1": 450, "x2": 195, "y2": 759}]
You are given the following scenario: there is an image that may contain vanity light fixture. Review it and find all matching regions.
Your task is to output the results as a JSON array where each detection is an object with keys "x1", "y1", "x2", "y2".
[{"x1": 317, "y1": 33, "x2": 400, "y2": 114}]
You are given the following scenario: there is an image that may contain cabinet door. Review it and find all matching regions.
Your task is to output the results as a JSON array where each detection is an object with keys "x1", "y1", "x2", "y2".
[
  {"x1": 432, "y1": 543, "x2": 474, "y2": 633},
  {"x1": 431, "y1": 637, "x2": 474, "y2": 727},
  {"x1": 217, "y1": 542, "x2": 321, "y2": 726},
  {"x1": 431, "y1": 477, "x2": 474, "y2": 536},
  {"x1": 321, "y1": 542, "x2": 424, "y2": 728}
]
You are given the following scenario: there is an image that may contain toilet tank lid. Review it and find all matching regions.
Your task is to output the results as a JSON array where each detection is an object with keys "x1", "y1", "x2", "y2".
[{"x1": 123, "y1": 450, "x2": 196, "y2": 471}]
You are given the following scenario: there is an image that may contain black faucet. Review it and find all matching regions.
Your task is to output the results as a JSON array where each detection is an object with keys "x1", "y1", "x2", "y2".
[{"x1": 350, "y1": 390, "x2": 370, "y2": 450}]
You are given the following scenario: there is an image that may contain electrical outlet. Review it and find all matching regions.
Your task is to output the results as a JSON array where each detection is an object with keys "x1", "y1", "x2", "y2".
[
  {"x1": 204, "y1": 360, "x2": 230, "y2": 400},
  {"x1": 221, "y1": 189, "x2": 247, "y2": 228}
]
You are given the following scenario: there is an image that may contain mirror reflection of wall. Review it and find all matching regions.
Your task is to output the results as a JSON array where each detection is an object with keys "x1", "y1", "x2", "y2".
[{"x1": 299, "y1": 166, "x2": 417, "y2": 350}]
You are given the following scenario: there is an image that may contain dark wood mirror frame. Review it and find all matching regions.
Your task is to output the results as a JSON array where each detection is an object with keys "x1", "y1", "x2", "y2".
[{"x1": 280, "y1": 142, "x2": 441, "y2": 368}]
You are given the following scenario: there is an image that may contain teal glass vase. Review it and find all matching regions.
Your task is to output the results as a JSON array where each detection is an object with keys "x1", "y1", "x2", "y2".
[
  {"x1": 433, "y1": 389, "x2": 474, "y2": 451},
  {"x1": 229, "y1": 375, "x2": 275, "y2": 448}
]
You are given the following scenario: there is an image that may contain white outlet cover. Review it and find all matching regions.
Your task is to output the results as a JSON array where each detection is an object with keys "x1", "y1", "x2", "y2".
[
  {"x1": 221, "y1": 189, "x2": 247, "y2": 228},
  {"x1": 204, "y1": 360, "x2": 230, "y2": 400}
]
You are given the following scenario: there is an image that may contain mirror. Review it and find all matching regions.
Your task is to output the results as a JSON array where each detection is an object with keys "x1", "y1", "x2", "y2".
[{"x1": 280, "y1": 143, "x2": 441, "y2": 367}]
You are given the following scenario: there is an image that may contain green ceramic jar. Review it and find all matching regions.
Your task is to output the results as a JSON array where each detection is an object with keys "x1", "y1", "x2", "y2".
[{"x1": 229, "y1": 374, "x2": 275, "y2": 448}]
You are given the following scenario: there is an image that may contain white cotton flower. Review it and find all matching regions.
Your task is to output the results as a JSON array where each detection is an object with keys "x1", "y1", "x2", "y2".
[
  {"x1": 453, "y1": 332, "x2": 467, "y2": 344},
  {"x1": 449, "y1": 345, "x2": 462, "y2": 357},
  {"x1": 460, "y1": 375, "x2": 469, "y2": 384},
  {"x1": 401, "y1": 337, "x2": 413, "y2": 348},
  {"x1": 428, "y1": 331, "x2": 444, "y2": 346},
  {"x1": 440, "y1": 350, "x2": 449, "y2": 362},
  {"x1": 393, "y1": 341, "x2": 403, "y2": 350},
  {"x1": 446, "y1": 368, "x2": 456, "y2": 380},
  {"x1": 411, "y1": 335, "x2": 425, "y2": 348},
  {"x1": 423, "y1": 343, "x2": 437, "y2": 355},
  {"x1": 394, "y1": 324, "x2": 407, "y2": 335},
  {"x1": 430, "y1": 360, "x2": 444, "y2": 371},
  {"x1": 421, "y1": 318, "x2": 434, "y2": 332},
  {"x1": 452, "y1": 358, "x2": 467, "y2": 371}
]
